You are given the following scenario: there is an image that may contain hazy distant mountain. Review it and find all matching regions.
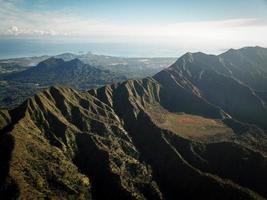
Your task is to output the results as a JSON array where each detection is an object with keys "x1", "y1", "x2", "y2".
[
  {"x1": 55, "y1": 52, "x2": 176, "y2": 78},
  {"x1": 2, "y1": 57, "x2": 126, "y2": 90},
  {"x1": 0, "y1": 52, "x2": 176, "y2": 78},
  {"x1": 1, "y1": 46, "x2": 267, "y2": 199},
  {"x1": 0, "y1": 55, "x2": 50, "y2": 74}
]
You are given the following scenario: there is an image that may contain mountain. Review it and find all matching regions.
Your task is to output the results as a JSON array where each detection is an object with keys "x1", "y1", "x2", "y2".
[
  {"x1": 0, "y1": 53, "x2": 175, "y2": 78},
  {"x1": 2, "y1": 57, "x2": 126, "y2": 90},
  {"x1": 0, "y1": 54, "x2": 175, "y2": 109},
  {"x1": 0, "y1": 55, "x2": 50, "y2": 74},
  {"x1": 0, "y1": 58, "x2": 126, "y2": 109},
  {"x1": 55, "y1": 52, "x2": 176, "y2": 79},
  {"x1": 156, "y1": 47, "x2": 267, "y2": 130},
  {"x1": 221, "y1": 46, "x2": 267, "y2": 92},
  {"x1": 1, "y1": 47, "x2": 267, "y2": 200}
]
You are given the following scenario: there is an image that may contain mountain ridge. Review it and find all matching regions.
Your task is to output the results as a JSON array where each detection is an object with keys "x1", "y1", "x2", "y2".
[{"x1": 1, "y1": 46, "x2": 267, "y2": 199}]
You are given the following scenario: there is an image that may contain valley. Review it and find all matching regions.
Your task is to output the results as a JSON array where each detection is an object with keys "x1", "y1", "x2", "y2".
[{"x1": 0, "y1": 46, "x2": 267, "y2": 199}]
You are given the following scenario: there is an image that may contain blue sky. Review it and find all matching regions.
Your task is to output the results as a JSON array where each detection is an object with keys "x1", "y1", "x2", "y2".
[
  {"x1": 0, "y1": 0, "x2": 267, "y2": 56},
  {"x1": 19, "y1": 0, "x2": 267, "y2": 23}
]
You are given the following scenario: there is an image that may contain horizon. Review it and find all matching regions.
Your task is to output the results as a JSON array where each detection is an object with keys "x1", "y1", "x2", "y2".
[
  {"x1": 0, "y1": 0, "x2": 267, "y2": 58},
  {"x1": 1, "y1": 2, "x2": 267, "y2": 199},
  {"x1": 0, "y1": 44, "x2": 266, "y2": 60}
]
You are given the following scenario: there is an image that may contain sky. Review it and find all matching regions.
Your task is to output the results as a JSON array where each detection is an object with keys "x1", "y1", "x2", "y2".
[{"x1": 0, "y1": 0, "x2": 267, "y2": 57}]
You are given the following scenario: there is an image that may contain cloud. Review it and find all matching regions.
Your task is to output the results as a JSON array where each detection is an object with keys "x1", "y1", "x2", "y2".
[
  {"x1": 0, "y1": 0, "x2": 267, "y2": 54},
  {"x1": 7, "y1": 26, "x2": 19, "y2": 35}
]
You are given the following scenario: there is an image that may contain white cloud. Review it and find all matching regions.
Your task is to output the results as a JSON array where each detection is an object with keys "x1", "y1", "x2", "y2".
[
  {"x1": 0, "y1": 0, "x2": 267, "y2": 53},
  {"x1": 7, "y1": 25, "x2": 19, "y2": 35}
]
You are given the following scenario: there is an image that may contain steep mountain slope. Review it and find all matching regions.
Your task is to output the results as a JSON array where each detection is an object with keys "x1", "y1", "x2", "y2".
[
  {"x1": 90, "y1": 77, "x2": 267, "y2": 199},
  {"x1": 221, "y1": 46, "x2": 267, "y2": 91},
  {"x1": 0, "y1": 109, "x2": 10, "y2": 129},
  {"x1": 1, "y1": 47, "x2": 267, "y2": 199},
  {"x1": 155, "y1": 48, "x2": 267, "y2": 129},
  {"x1": 0, "y1": 87, "x2": 162, "y2": 200},
  {"x1": 1, "y1": 83, "x2": 266, "y2": 199}
]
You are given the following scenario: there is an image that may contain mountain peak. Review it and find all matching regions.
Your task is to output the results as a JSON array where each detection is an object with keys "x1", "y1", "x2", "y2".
[
  {"x1": 169, "y1": 51, "x2": 218, "y2": 72},
  {"x1": 37, "y1": 57, "x2": 65, "y2": 67},
  {"x1": 221, "y1": 46, "x2": 267, "y2": 56},
  {"x1": 66, "y1": 58, "x2": 83, "y2": 65},
  {"x1": 2, "y1": 46, "x2": 267, "y2": 199},
  {"x1": 55, "y1": 52, "x2": 78, "y2": 61},
  {"x1": 57, "y1": 52, "x2": 76, "y2": 57},
  {"x1": 172, "y1": 52, "x2": 195, "y2": 66}
]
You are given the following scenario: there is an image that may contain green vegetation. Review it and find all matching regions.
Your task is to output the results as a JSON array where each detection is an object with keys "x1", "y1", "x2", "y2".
[
  {"x1": 1, "y1": 47, "x2": 267, "y2": 199},
  {"x1": 0, "y1": 81, "x2": 40, "y2": 109},
  {"x1": 2, "y1": 58, "x2": 126, "y2": 89},
  {"x1": 0, "y1": 54, "x2": 175, "y2": 109}
]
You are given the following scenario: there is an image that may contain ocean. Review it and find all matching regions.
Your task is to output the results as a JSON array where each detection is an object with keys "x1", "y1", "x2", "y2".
[{"x1": 0, "y1": 38, "x2": 183, "y2": 59}]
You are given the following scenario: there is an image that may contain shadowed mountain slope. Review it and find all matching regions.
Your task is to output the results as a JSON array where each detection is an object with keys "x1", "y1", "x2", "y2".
[
  {"x1": 89, "y1": 76, "x2": 267, "y2": 199},
  {"x1": 220, "y1": 46, "x2": 267, "y2": 91},
  {"x1": 0, "y1": 86, "x2": 162, "y2": 200},
  {"x1": 155, "y1": 47, "x2": 267, "y2": 129},
  {"x1": 1, "y1": 47, "x2": 267, "y2": 199}
]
